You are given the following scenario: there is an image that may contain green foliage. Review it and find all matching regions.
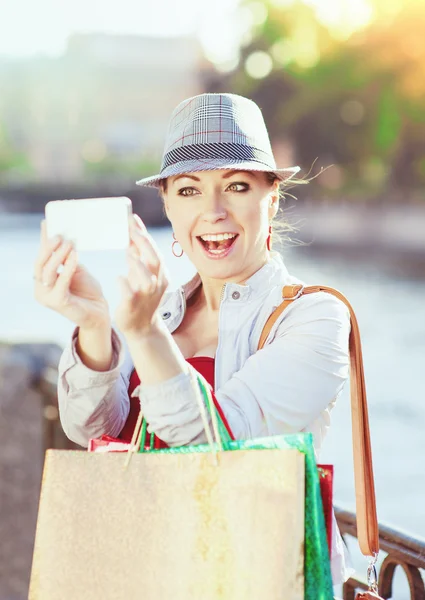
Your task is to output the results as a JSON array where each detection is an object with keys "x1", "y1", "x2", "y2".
[
  {"x1": 0, "y1": 121, "x2": 33, "y2": 181},
  {"x1": 83, "y1": 156, "x2": 161, "y2": 181},
  {"x1": 224, "y1": 0, "x2": 425, "y2": 199},
  {"x1": 374, "y1": 87, "x2": 401, "y2": 154}
]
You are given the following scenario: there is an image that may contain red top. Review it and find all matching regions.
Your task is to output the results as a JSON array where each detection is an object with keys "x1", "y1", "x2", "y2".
[{"x1": 118, "y1": 357, "x2": 234, "y2": 447}]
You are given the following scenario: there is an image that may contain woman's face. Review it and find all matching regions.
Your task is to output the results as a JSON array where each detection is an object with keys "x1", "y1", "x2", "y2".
[{"x1": 162, "y1": 169, "x2": 279, "y2": 282}]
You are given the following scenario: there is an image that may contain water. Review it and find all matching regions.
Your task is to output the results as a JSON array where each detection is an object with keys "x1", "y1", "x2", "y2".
[{"x1": 1, "y1": 213, "x2": 425, "y2": 592}]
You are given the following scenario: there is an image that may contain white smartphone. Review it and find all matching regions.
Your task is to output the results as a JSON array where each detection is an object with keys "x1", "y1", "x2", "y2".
[{"x1": 45, "y1": 197, "x2": 133, "y2": 251}]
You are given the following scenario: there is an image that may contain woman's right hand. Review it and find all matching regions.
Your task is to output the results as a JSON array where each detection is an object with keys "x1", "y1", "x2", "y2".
[{"x1": 33, "y1": 220, "x2": 110, "y2": 330}]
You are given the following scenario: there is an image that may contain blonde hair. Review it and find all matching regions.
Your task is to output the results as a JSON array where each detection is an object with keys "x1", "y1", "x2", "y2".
[{"x1": 264, "y1": 171, "x2": 308, "y2": 251}]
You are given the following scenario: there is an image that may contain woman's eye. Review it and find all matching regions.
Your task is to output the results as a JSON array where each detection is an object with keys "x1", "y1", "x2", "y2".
[
  {"x1": 227, "y1": 182, "x2": 250, "y2": 192},
  {"x1": 178, "y1": 187, "x2": 198, "y2": 196}
]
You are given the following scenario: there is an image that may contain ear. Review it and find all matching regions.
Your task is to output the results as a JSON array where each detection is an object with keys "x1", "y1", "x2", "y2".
[{"x1": 268, "y1": 182, "x2": 280, "y2": 220}]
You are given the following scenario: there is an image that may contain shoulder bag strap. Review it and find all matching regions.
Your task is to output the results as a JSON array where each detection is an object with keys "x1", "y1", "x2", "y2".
[{"x1": 258, "y1": 284, "x2": 379, "y2": 557}]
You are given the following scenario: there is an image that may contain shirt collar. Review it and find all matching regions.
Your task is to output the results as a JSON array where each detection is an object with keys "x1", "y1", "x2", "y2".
[
  {"x1": 244, "y1": 252, "x2": 289, "y2": 293},
  {"x1": 181, "y1": 251, "x2": 290, "y2": 302}
]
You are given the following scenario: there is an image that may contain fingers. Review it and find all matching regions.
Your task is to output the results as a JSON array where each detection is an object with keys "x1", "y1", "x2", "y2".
[
  {"x1": 41, "y1": 219, "x2": 47, "y2": 244},
  {"x1": 129, "y1": 214, "x2": 146, "y2": 251},
  {"x1": 34, "y1": 222, "x2": 63, "y2": 280},
  {"x1": 41, "y1": 240, "x2": 74, "y2": 286},
  {"x1": 127, "y1": 249, "x2": 158, "y2": 294},
  {"x1": 129, "y1": 217, "x2": 169, "y2": 293},
  {"x1": 54, "y1": 248, "x2": 78, "y2": 296},
  {"x1": 118, "y1": 272, "x2": 156, "y2": 301},
  {"x1": 131, "y1": 213, "x2": 147, "y2": 234},
  {"x1": 129, "y1": 219, "x2": 170, "y2": 292},
  {"x1": 132, "y1": 231, "x2": 161, "y2": 272},
  {"x1": 40, "y1": 219, "x2": 60, "y2": 250},
  {"x1": 129, "y1": 216, "x2": 164, "y2": 280}
]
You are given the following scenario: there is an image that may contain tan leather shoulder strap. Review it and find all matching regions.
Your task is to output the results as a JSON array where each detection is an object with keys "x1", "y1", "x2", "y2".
[{"x1": 258, "y1": 284, "x2": 379, "y2": 557}]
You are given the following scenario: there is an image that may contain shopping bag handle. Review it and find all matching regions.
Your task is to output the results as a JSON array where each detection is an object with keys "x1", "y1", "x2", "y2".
[
  {"x1": 125, "y1": 372, "x2": 225, "y2": 468},
  {"x1": 258, "y1": 284, "x2": 379, "y2": 557},
  {"x1": 193, "y1": 372, "x2": 224, "y2": 455}
]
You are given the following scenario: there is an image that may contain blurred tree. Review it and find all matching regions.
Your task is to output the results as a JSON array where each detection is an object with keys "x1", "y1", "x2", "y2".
[
  {"x1": 207, "y1": 0, "x2": 425, "y2": 199},
  {"x1": 0, "y1": 121, "x2": 32, "y2": 182}
]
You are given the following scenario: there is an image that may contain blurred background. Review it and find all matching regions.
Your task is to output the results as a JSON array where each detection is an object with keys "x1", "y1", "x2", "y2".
[{"x1": 0, "y1": 0, "x2": 424, "y2": 598}]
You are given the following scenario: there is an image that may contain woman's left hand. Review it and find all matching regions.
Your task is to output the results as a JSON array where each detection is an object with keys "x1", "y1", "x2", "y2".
[{"x1": 114, "y1": 214, "x2": 169, "y2": 339}]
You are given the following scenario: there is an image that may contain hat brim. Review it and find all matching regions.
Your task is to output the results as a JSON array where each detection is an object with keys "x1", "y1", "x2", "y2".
[{"x1": 136, "y1": 160, "x2": 301, "y2": 188}]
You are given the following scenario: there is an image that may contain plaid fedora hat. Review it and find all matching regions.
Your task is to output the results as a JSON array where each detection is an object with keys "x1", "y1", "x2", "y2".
[{"x1": 136, "y1": 92, "x2": 300, "y2": 188}]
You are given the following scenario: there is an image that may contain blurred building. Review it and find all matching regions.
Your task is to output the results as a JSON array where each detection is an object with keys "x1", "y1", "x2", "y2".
[{"x1": 0, "y1": 34, "x2": 211, "y2": 183}]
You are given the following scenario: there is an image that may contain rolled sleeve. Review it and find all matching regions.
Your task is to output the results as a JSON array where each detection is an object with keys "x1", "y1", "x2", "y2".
[
  {"x1": 60, "y1": 327, "x2": 124, "y2": 389},
  {"x1": 57, "y1": 326, "x2": 132, "y2": 447},
  {"x1": 137, "y1": 369, "x2": 210, "y2": 447}
]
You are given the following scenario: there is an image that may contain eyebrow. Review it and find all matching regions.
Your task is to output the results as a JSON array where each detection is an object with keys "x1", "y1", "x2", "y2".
[{"x1": 172, "y1": 170, "x2": 256, "y2": 184}]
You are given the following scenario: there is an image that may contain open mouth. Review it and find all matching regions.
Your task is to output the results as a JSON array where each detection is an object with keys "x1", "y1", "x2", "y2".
[{"x1": 196, "y1": 234, "x2": 239, "y2": 258}]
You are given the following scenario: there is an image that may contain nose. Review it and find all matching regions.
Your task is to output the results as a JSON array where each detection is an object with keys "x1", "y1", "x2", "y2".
[{"x1": 200, "y1": 192, "x2": 228, "y2": 223}]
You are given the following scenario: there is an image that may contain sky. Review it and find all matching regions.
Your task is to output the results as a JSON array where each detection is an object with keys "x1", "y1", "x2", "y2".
[
  {"x1": 1, "y1": 0, "x2": 374, "y2": 64},
  {"x1": 1, "y1": 0, "x2": 239, "y2": 60}
]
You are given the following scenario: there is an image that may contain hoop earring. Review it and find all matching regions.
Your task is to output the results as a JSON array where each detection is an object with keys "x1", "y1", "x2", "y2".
[
  {"x1": 172, "y1": 233, "x2": 184, "y2": 257},
  {"x1": 266, "y1": 224, "x2": 272, "y2": 251}
]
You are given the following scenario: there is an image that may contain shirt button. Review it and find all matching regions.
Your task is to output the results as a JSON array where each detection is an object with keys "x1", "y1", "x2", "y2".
[
  {"x1": 232, "y1": 291, "x2": 240, "y2": 300},
  {"x1": 162, "y1": 311, "x2": 171, "y2": 320}
]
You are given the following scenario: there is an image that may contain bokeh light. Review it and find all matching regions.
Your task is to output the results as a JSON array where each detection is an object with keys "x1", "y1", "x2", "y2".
[
  {"x1": 340, "y1": 100, "x2": 365, "y2": 126},
  {"x1": 245, "y1": 50, "x2": 273, "y2": 78},
  {"x1": 270, "y1": 39, "x2": 294, "y2": 66}
]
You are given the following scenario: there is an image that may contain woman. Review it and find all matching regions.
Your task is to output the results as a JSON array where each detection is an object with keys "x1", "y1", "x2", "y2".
[{"x1": 33, "y1": 93, "x2": 351, "y2": 585}]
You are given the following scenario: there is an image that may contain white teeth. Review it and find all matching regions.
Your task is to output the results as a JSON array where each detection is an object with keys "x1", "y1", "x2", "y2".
[{"x1": 200, "y1": 233, "x2": 237, "y2": 242}]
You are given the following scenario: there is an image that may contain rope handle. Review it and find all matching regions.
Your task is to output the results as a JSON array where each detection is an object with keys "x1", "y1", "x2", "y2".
[{"x1": 124, "y1": 372, "x2": 225, "y2": 468}]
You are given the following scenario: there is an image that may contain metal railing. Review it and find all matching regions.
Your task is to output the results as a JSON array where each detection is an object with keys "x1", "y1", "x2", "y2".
[{"x1": 335, "y1": 507, "x2": 425, "y2": 599}]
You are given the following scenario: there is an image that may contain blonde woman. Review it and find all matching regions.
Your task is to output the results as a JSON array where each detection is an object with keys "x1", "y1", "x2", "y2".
[{"x1": 33, "y1": 93, "x2": 352, "y2": 586}]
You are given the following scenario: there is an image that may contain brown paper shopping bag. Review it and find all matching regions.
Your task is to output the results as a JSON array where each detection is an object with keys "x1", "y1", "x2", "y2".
[{"x1": 29, "y1": 447, "x2": 305, "y2": 600}]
